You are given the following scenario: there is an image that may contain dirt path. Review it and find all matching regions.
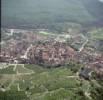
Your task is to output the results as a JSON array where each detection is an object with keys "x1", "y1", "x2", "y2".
[
  {"x1": 17, "y1": 72, "x2": 34, "y2": 75},
  {"x1": 66, "y1": 76, "x2": 79, "y2": 78},
  {"x1": 7, "y1": 75, "x2": 15, "y2": 90},
  {"x1": 17, "y1": 83, "x2": 20, "y2": 91}
]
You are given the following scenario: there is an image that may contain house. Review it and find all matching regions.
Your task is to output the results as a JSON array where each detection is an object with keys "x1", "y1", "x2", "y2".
[{"x1": 79, "y1": 67, "x2": 92, "y2": 80}]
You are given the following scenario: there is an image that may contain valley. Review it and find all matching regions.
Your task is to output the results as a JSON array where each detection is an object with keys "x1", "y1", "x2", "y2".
[
  {"x1": 1, "y1": 0, "x2": 103, "y2": 100},
  {"x1": 0, "y1": 27, "x2": 103, "y2": 100}
]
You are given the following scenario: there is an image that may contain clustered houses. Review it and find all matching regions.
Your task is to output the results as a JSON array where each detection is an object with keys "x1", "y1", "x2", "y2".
[
  {"x1": 90, "y1": 61, "x2": 103, "y2": 77},
  {"x1": 0, "y1": 38, "x2": 76, "y2": 66},
  {"x1": 0, "y1": 40, "x2": 29, "y2": 59},
  {"x1": 27, "y1": 42, "x2": 76, "y2": 66},
  {"x1": 76, "y1": 51, "x2": 96, "y2": 64},
  {"x1": 0, "y1": 30, "x2": 48, "y2": 63},
  {"x1": 1, "y1": 29, "x2": 103, "y2": 77},
  {"x1": 88, "y1": 55, "x2": 103, "y2": 76}
]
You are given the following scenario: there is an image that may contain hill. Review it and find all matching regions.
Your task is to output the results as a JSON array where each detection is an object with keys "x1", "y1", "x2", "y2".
[{"x1": 2, "y1": 0, "x2": 103, "y2": 29}]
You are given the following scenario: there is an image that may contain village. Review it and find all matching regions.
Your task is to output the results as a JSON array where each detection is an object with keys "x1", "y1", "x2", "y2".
[{"x1": 0, "y1": 28, "x2": 103, "y2": 76}]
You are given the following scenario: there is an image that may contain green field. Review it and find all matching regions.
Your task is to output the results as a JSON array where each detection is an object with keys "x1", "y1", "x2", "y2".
[{"x1": 90, "y1": 28, "x2": 103, "y2": 40}]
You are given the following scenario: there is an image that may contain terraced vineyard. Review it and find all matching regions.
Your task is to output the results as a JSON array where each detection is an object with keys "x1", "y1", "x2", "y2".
[{"x1": 0, "y1": 63, "x2": 102, "y2": 100}]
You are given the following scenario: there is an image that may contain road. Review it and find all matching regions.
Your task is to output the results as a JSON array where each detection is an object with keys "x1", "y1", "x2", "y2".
[
  {"x1": 21, "y1": 44, "x2": 33, "y2": 59},
  {"x1": 78, "y1": 37, "x2": 88, "y2": 52}
]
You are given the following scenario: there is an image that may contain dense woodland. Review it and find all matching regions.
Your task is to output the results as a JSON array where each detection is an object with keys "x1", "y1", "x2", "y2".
[{"x1": 1, "y1": 0, "x2": 103, "y2": 30}]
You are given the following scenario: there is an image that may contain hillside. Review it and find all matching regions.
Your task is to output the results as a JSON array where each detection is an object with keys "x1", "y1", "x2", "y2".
[
  {"x1": 2, "y1": 0, "x2": 103, "y2": 29},
  {"x1": 0, "y1": 63, "x2": 102, "y2": 100}
]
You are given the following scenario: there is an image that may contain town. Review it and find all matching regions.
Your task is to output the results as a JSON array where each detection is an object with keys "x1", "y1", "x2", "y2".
[{"x1": 0, "y1": 28, "x2": 103, "y2": 76}]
